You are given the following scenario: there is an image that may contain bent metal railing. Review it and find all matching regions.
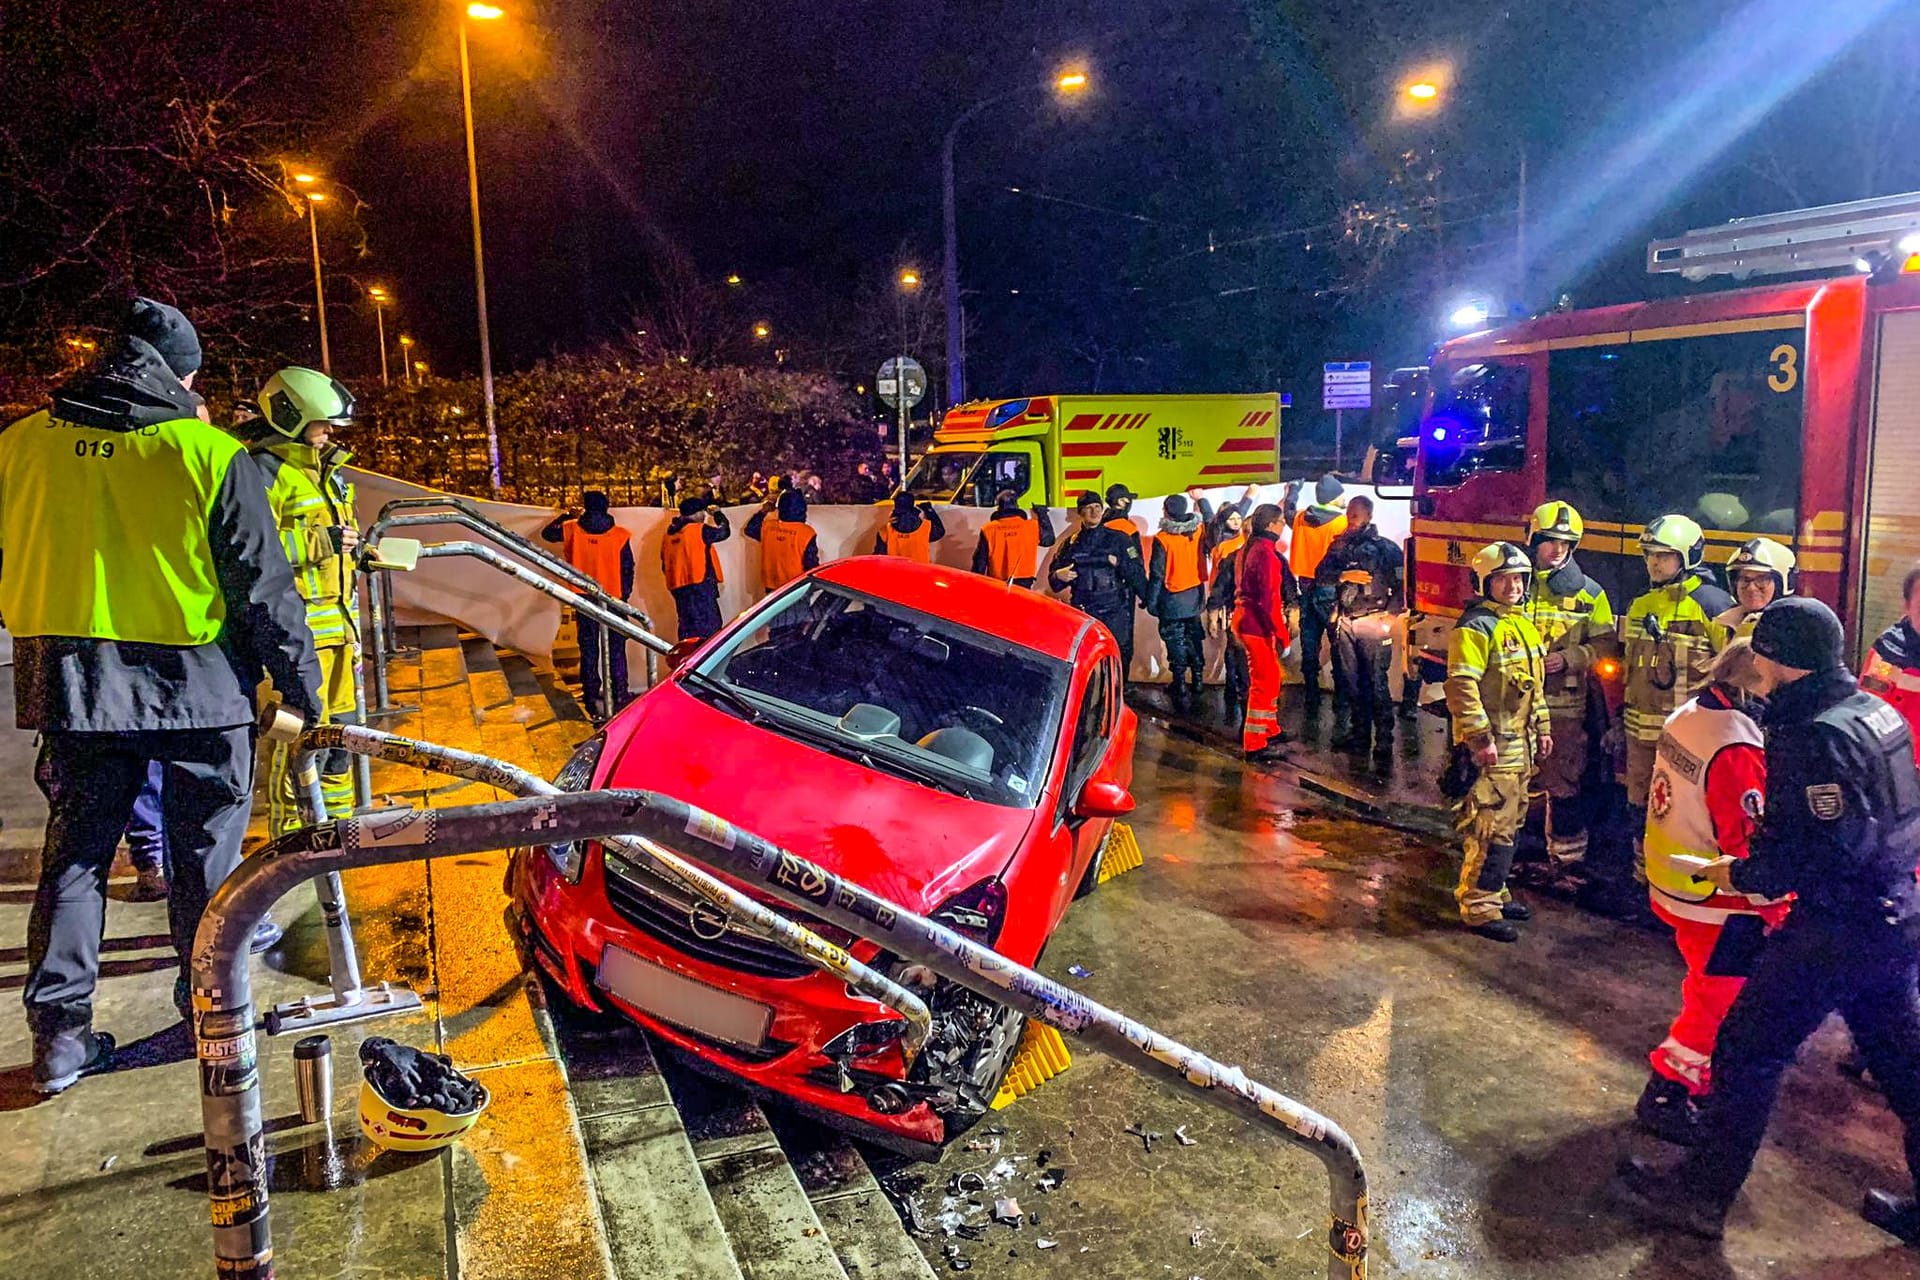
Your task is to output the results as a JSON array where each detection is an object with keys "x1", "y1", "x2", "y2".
[{"x1": 193, "y1": 779, "x2": 1369, "y2": 1280}]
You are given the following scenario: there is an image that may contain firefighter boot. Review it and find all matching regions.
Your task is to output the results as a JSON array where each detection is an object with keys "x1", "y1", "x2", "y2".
[{"x1": 1635, "y1": 1074, "x2": 1702, "y2": 1146}]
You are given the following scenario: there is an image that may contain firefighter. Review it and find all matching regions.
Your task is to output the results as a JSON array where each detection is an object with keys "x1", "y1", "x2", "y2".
[
  {"x1": 1716, "y1": 537, "x2": 1796, "y2": 638},
  {"x1": 1291, "y1": 475, "x2": 1349, "y2": 724},
  {"x1": 1521, "y1": 501, "x2": 1616, "y2": 883},
  {"x1": 1316, "y1": 495, "x2": 1405, "y2": 755},
  {"x1": 2, "y1": 298, "x2": 320, "y2": 1090},
  {"x1": 1617, "y1": 598, "x2": 1920, "y2": 1245},
  {"x1": 1862, "y1": 563, "x2": 1920, "y2": 760},
  {"x1": 249, "y1": 367, "x2": 364, "y2": 845},
  {"x1": 1446, "y1": 542, "x2": 1552, "y2": 943},
  {"x1": 873, "y1": 491, "x2": 946, "y2": 561},
  {"x1": 745, "y1": 487, "x2": 819, "y2": 592},
  {"x1": 1146, "y1": 493, "x2": 1211, "y2": 715},
  {"x1": 1605, "y1": 514, "x2": 1734, "y2": 915},
  {"x1": 1636, "y1": 640, "x2": 1782, "y2": 1146},
  {"x1": 1234, "y1": 503, "x2": 1293, "y2": 761},
  {"x1": 1050, "y1": 490, "x2": 1147, "y2": 677},
  {"x1": 552, "y1": 491, "x2": 635, "y2": 720},
  {"x1": 1205, "y1": 504, "x2": 1254, "y2": 726},
  {"x1": 971, "y1": 489, "x2": 1056, "y2": 588},
  {"x1": 661, "y1": 496, "x2": 731, "y2": 643}
]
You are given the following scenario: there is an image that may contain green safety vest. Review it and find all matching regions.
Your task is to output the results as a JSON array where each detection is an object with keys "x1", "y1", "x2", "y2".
[{"x1": 0, "y1": 409, "x2": 242, "y2": 645}]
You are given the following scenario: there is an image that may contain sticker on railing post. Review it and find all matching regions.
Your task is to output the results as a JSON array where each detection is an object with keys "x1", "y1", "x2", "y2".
[{"x1": 685, "y1": 809, "x2": 738, "y2": 850}]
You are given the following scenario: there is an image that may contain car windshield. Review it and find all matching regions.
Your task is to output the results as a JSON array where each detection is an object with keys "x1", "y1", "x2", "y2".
[
  {"x1": 685, "y1": 581, "x2": 1069, "y2": 808},
  {"x1": 902, "y1": 451, "x2": 982, "y2": 502}
]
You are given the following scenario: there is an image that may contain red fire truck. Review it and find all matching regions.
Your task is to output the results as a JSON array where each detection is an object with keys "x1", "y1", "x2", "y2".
[{"x1": 1408, "y1": 191, "x2": 1920, "y2": 670}]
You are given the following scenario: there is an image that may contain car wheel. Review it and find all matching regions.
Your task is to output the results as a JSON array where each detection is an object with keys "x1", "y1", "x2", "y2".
[
  {"x1": 1073, "y1": 823, "x2": 1114, "y2": 900},
  {"x1": 941, "y1": 998, "x2": 1027, "y2": 1141}
]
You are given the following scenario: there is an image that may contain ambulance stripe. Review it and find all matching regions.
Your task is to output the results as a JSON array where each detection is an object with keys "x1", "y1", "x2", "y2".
[
  {"x1": 1065, "y1": 469, "x2": 1103, "y2": 480},
  {"x1": 1238, "y1": 411, "x2": 1257, "y2": 426},
  {"x1": 1064, "y1": 414, "x2": 1103, "y2": 432},
  {"x1": 1128, "y1": 413, "x2": 1152, "y2": 430},
  {"x1": 1062, "y1": 441, "x2": 1126, "y2": 457},
  {"x1": 1217, "y1": 437, "x2": 1273, "y2": 452},
  {"x1": 1200, "y1": 463, "x2": 1279, "y2": 476}
]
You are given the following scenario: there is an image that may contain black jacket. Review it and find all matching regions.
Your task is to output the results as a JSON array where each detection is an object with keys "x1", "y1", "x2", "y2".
[
  {"x1": 1315, "y1": 522, "x2": 1404, "y2": 616},
  {"x1": 9, "y1": 339, "x2": 321, "y2": 731},
  {"x1": 1732, "y1": 668, "x2": 1920, "y2": 924},
  {"x1": 1047, "y1": 522, "x2": 1147, "y2": 613}
]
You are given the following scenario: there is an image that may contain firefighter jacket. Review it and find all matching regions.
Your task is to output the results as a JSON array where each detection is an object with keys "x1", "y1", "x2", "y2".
[
  {"x1": 1314, "y1": 522, "x2": 1404, "y2": 618},
  {"x1": 1145, "y1": 512, "x2": 1208, "y2": 620},
  {"x1": 0, "y1": 339, "x2": 320, "y2": 731},
  {"x1": 1863, "y1": 617, "x2": 1920, "y2": 764},
  {"x1": 1233, "y1": 531, "x2": 1292, "y2": 643},
  {"x1": 253, "y1": 437, "x2": 360, "y2": 650},
  {"x1": 1729, "y1": 668, "x2": 1920, "y2": 928},
  {"x1": 1445, "y1": 598, "x2": 1550, "y2": 773},
  {"x1": 972, "y1": 507, "x2": 1056, "y2": 581},
  {"x1": 661, "y1": 510, "x2": 731, "y2": 590},
  {"x1": 1713, "y1": 603, "x2": 1762, "y2": 640},
  {"x1": 1048, "y1": 522, "x2": 1146, "y2": 614},
  {"x1": 1645, "y1": 684, "x2": 1776, "y2": 924},
  {"x1": 1526, "y1": 556, "x2": 1615, "y2": 717},
  {"x1": 1289, "y1": 504, "x2": 1347, "y2": 581},
  {"x1": 874, "y1": 506, "x2": 945, "y2": 561},
  {"x1": 1620, "y1": 573, "x2": 1734, "y2": 745}
]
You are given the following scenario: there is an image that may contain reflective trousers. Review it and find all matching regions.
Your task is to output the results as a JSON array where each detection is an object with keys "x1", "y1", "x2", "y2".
[
  {"x1": 268, "y1": 644, "x2": 361, "y2": 837},
  {"x1": 1238, "y1": 626, "x2": 1283, "y2": 751},
  {"x1": 1456, "y1": 769, "x2": 1529, "y2": 925},
  {"x1": 1650, "y1": 911, "x2": 1748, "y2": 1096},
  {"x1": 1536, "y1": 704, "x2": 1594, "y2": 865}
]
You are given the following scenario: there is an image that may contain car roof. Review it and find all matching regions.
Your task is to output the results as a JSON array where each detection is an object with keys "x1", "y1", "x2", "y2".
[{"x1": 810, "y1": 556, "x2": 1092, "y2": 662}]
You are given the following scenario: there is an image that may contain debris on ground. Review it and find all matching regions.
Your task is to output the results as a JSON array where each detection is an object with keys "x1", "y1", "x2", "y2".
[
  {"x1": 98, "y1": 1155, "x2": 117, "y2": 1173},
  {"x1": 1175, "y1": 1125, "x2": 1197, "y2": 1146},
  {"x1": 992, "y1": 1197, "x2": 1024, "y2": 1226},
  {"x1": 964, "y1": 1135, "x2": 1000, "y2": 1154},
  {"x1": 988, "y1": 1156, "x2": 1021, "y2": 1182},
  {"x1": 1036, "y1": 1168, "x2": 1068, "y2": 1192},
  {"x1": 941, "y1": 1243, "x2": 973, "y2": 1271},
  {"x1": 1125, "y1": 1123, "x2": 1162, "y2": 1153},
  {"x1": 949, "y1": 1171, "x2": 987, "y2": 1195},
  {"x1": 1036, "y1": 1238, "x2": 1059, "y2": 1250},
  {"x1": 1190, "y1": 1226, "x2": 1213, "y2": 1248},
  {"x1": 1035, "y1": 1147, "x2": 1052, "y2": 1168},
  {"x1": 1066, "y1": 964, "x2": 1093, "y2": 979}
]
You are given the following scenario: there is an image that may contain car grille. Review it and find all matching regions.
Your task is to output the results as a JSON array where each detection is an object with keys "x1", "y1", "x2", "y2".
[{"x1": 600, "y1": 846, "x2": 839, "y2": 980}]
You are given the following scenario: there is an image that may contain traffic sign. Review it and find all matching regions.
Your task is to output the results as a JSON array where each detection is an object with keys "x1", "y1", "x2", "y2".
[
  {"x1": 1323, "y1": 360, "x2": 1372, "y2": 410},
  {"x1": 877, "y1": 356, "x2": 927, "y2": 410}
]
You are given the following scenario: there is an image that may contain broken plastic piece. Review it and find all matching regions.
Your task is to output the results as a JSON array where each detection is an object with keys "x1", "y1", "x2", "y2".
[
  {"x1": 1036, "y1": 1168, "x2": 1068, "y2": 1192},
  {"x1": 993, "y1": 1197, "x2": 1024, "y2": 1226},
  {"x1": 1176, "y1": 1125, "x2": 1197, "y2": 1146},
  {"x1": 1067, "y1": 964, "x2": 1093, "y2": 978},
  {"x1": 1125, "y1": 1123, "x2": 1162, "y2": 1153},
  {"x1": 1036, "y1": 1238, "x2": 1059, "y2": 1250}
]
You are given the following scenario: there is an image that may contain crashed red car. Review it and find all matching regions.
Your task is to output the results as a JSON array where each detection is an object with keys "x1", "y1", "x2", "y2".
[{"x1": 509, "y1": 556, "x2": 1137, "y2": 1153}]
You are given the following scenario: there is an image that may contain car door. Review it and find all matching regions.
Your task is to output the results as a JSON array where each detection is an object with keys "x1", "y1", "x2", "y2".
[{"x1": 1060, "y1": 655, "x2": 1120, "y2": 893}]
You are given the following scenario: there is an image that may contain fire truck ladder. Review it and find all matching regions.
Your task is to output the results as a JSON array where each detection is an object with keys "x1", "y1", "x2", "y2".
[{"x1": 1648, "y1": 189, "x2": 1920, "y2": 281}]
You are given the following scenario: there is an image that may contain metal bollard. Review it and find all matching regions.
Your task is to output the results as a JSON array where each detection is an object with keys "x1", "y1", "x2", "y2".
[{"x1": 293, "y1": 1037, "x2": 333, "y2": 1124}]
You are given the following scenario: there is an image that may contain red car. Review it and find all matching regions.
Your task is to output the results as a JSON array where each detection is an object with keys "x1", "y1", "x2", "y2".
[{"x1": 509, "y1": 557, "x2": 1138, "y2": 1153}]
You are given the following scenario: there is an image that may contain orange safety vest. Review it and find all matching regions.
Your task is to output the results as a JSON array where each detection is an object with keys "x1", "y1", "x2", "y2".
[
  {"x1": 880, "y1": 520, "x2": 934, "y2": 563},
  {"x1": 661, "y1": 523, "x2": 722, "y2": 591},
  {"x1": 1153, "y1": 528, "x2": 1207, "y2": 593},
  {"x1": 1210, "y1": 532, "x2": 1247, "y2": 579},
  {"x1": 1289, "y1": 511, "x2": 1346, "y2": 581},
  {"x1": 562, "y1": 522, "x2": 631, "y2": 598},
  {"x1": 760, "y1": 519, "x2": 816, "y2": 590},
  {"x1": 982, "y1": 516, "x2": 1042, "y2": 580}
]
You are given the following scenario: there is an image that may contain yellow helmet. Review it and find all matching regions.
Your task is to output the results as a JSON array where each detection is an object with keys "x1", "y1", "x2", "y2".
[
  {"x1": 1470, "y1": 541, "x2": 1532, "y2": 596},
  {"x1": 1640, "y1": 513, "x2": 1706, "y2": 572},
  {"x1": 1527, "y1": 501, "x2": 1584, "y2": 547},
  {"x1": 1726, "y1": 536, "x2": 1796, "y2": 596},
  {"x1": 359, "y1": 1076, "x2": 490, "y2": 1153}
]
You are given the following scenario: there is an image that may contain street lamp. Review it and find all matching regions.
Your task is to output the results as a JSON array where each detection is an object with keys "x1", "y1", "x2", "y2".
[
  {"x1": 726, "y1": 273, "x2": 743, "y2": 287},
  {"x1": 1390, "y1": 69, "x2": 1528, "y2": 308},
  {"x1": 942, "y1": 62, "x2": 1090, "y2": 406},
  {"x1": 368, "y1": 285, "x2": 393, "y2": 387},
  {"x1": 300, "y1": 186, "x2": 332, "y2": 373},
  {"x1": 399, "y1": 334, "x2": 416, "y2": 385},
  {"x1": 458, "y1": 0, "x2": 505, "y2": 492},
  {"x1": 752, "y1": 321, "x2": 772, "y2": 340},
  {"x1": 894, "y1": 268, "x2": 921, "y2": 478}
]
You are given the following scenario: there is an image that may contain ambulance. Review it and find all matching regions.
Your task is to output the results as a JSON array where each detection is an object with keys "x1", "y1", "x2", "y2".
[{"x1": 903, "y1": 393, "x2": 1286, "y2": 506}]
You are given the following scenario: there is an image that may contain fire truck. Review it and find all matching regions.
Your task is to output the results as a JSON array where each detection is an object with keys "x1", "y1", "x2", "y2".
[{"x1": 1408, "y1": 190, "x2": 1920, "y2": 672}]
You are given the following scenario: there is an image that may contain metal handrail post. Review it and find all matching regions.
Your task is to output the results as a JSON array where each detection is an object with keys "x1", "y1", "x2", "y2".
[
  {"x1": 414, "y1": 541, "x2": 670, "y2": 661},
  {"x1": 294, "y1": 752, "x2": 365, "y2": 999}
]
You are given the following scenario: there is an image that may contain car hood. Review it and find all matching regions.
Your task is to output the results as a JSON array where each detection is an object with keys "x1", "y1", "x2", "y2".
[{"x1": 597, "y1": 680, "x2": 1042, "y2": 915}]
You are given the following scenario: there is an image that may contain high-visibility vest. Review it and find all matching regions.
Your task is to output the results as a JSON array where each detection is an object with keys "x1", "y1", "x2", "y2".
[
  {"x1": 880, "y1": 520, "x2": 933, "y2": 563},
  {"x1": 760, "y1": 519, "x2": 816, "y2": 589},
  {"x1": 1644, "y1": 696, "x2": 1766, "y2": 923},
  {"x1": 1209, "y1": 532, "x2": 1247, "y2": 580},
  {"x1": 1153, "y1": 528, "x2": 1206, "y2": 593},
  {"x1": 562, "y1": 522, "x2": 631, "y2": 598},
  {"x1": 662, "y1": 523, "x2": 721, "y2": 590},
  {"x1": 982, "y1": 516, "x2": 1042, "y2": 580},
  {"x1": 1862, "y1": 636, "x2": 1920, "y2": 765},
  {"x1": 1102, "y1": 515, "x2": 1142, "y2": 551},
  {"x1": 254, "y1": 439, "x2": 359, "y2": 648},
  {"x1": 1289, "y1": 508, "x2": 1347, "y2": 580},
  {"x1": 0, "y1": 409, "x2": 243, "y2": 645}
]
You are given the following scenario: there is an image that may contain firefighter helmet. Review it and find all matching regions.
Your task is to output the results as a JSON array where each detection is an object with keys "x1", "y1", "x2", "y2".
[
  {"x1": 257, "y1": 366, "x2": 356, "y2": 440},
  {"x1": 1726, "y1": 537, "x2": 1797, "y2": 597},
  {"x1": 1640, "y1": 514, "x2": 1707, "y2": 572},
  {"x1": 1527, "y1": 501, "x2": 1585, "y2": 547},
  {"x1": 1470, "y1": 541, "x2": 1532, "y2": 597}
]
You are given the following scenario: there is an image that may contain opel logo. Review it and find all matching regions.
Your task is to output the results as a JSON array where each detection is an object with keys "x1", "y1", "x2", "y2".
[{"x1": 688, "y1": 900, "x2": 732, "y2": 942}]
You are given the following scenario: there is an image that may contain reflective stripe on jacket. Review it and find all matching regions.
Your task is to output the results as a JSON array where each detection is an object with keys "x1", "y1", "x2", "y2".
[
  {"x1": 1445, "y1": 599, "x2": 1550, "y2": 772},
  {"x1": 1526, "y1": 558, "x2": 1614, "y2": 716},
  {"x1": 1621, "y1": 574, "x2": 1733, "y2": 743},
  {"x1": 254, "y1": 439, "x2": 359, "y2": 648},
  {"x1": 1645, "y1": 689, "x2": 1771, "y2": 923},
  {"x1": 1862, "y1": 619, "x2": 1920, "y2": 765}
]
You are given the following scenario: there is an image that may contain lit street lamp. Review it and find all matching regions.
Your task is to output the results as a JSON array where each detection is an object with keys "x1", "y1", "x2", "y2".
[
  {"x1": 1393, "y1": 67, "x2": 1528, "y2": 304},
  {"x1": 459, "y1": 1, "x2": 505, "y2": 493},
  {"x1": 752, "y1": 321, "x2": 772, "y2": 340},
  {"x1": 368, "y1": 285, "x2": 393, "y2": 387},
  {"x1": 399, "y1": 334, "x2": 416, "y2": 385},
  {"x1": 894, "y1": 268, "x2": 920, "y2": 477},
  {"x1": 301, "y1": 186, "x2": 332, "y2": 374},
  {"x1": 941, "y1": 63, "x2": 1090, "y2": 406}
]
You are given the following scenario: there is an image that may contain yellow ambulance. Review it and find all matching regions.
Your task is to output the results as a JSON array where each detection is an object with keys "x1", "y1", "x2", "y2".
[{"x1": 902, "y1": 393, "x2": 1286, "y2": 506}]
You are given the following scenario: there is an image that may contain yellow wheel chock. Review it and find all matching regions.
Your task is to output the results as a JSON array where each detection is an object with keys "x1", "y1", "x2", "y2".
[
  {"x1": 1096, "y1": 821, "x2": 1143, "y2": 885},
  {"x1": 991, "y1": 1020, "x2": 1073, "y2": 1110}
]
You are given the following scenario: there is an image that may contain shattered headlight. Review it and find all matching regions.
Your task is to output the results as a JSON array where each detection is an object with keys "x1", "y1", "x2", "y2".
[{"x1": 543, "y1": 734, "x2": 606, "y2": 882}]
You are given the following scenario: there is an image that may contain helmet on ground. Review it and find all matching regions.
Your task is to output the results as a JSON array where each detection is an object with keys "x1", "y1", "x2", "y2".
[
  {"x1": 1470, "y1": 541, "x2": 1532, "y2": 596},
  {"x1": 1726, "y1": 537, "x2": 1796, "y2": 597},
  {"x1": 1640, "y1": 514, "x2": 1706, "y2": 572},
  {"x1": 1527, "y1": 501, "x2": 1584, "y2": 547},
  {"x1": 257, "y1": 366, "x2": 356, "y2": 439}
]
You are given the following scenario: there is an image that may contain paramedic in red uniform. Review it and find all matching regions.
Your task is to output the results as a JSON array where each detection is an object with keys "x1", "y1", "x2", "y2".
[
  {"x1": 1862, "y1": 563, "x2": 1920, "y2": 762},
  {"x1": 1234, "y1": 503, "x2": 1295, "y2": 762}
]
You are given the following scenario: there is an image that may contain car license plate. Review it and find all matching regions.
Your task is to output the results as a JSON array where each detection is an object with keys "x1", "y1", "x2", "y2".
[{"x1": 596, "y1": 945, "x2": 774, "y2": 1049}]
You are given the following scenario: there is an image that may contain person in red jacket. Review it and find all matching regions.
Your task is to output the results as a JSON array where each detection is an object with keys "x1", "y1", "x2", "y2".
[
  {"x1": 1233, "y1": 503, "x2": 1296, "y2": 762},
  {"x1": 1861, "y1": 563, "x2": 1920, "y2": 763}
]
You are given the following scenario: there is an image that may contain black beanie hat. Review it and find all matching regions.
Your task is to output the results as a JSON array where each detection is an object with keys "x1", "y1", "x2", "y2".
[
  {"x1": 583, "y1": 491, "x2": 611, "y2": 513},
  {"x1": 1074, "y1": 490, "x2": 1103, "y2": 511},
  {"x1": 1751, "y1": 596, "x2": 1845, "y2": 673},
  {"x1": 127, "y1": 297, "x2": 201, "y2": 379},
  {"x1": 1105, "y1": 482, "x2": 1135, "y2": 506},
  {"x1": 893, "y1": 491, "x2": 919, "y2": 514},
  {"x1": 677, "y1": 496, "x2": 707, "y2": 517},
  {"x1": 1163, "y1": 493, "x2": 1191, "y2": 519}
]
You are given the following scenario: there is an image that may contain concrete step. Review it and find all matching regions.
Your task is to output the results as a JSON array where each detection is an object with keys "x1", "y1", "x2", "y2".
[
  {"x1": 771, "y1": 1115, "x2": 941, "y2": 1280},
  {"x1": 659, "y1": 1052, "x2": 851, "y2": 1280}
]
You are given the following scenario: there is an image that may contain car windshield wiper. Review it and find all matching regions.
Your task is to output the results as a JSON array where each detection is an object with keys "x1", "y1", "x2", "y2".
[{"x1": 679, "y1": 670, "x2": 764, "y2": 724}]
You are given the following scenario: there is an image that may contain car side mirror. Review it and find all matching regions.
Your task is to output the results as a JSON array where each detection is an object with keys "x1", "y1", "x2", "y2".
[
  {"x1": 665, "y1": 637, "x2": 703, "y2": 672},
  {"x1": 1073, "y1": 776, "x2": 1135, "y2": 820}
]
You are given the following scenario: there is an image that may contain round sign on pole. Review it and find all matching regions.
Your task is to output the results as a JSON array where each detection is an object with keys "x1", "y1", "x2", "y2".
[{"x1": 877, "y1": 356, "x2": 927, "y2": 410}]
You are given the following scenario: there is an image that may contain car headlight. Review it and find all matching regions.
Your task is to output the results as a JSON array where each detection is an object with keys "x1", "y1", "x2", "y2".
[
  {"x1": 931, "y1": 877, "x2": 1009, "y2": 946},
  {"x1": 544, "y1": 734, "x2": 606, "y2": 882}
]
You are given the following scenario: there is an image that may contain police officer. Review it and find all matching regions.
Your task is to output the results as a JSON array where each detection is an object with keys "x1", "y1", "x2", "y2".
[
  {"x1": 1716, "y1": 537, "x2": 1795, "y2": 638},
  {"x1": 1291, "y1": 475, "x2": 1349, "y2": 723},
  {"x1": 1049, "y1": 490, "x2": 1147, "y2": 677},
  {"x1": 1315, "y1": 494, "x2": 1405, "y2": 755},
  {"x1": 661, "y1": 496, "x2": 731, "y2": 642},
  {"x1": 1, "y1": 299, "x2": 320, "y2": 1092},
  {"x1": 1617, "y1": 597, "x2": 1920, "y2": 1243}
]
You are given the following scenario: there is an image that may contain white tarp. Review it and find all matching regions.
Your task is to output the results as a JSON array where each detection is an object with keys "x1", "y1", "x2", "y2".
[{"x1": 351, "y1": 470, "x2": 1411, "y2": 685}]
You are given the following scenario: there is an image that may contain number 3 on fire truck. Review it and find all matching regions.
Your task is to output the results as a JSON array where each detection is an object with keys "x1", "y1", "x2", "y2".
[{"x1": 1767, "y1": 344, "x2": 1799, "y2": 394}]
